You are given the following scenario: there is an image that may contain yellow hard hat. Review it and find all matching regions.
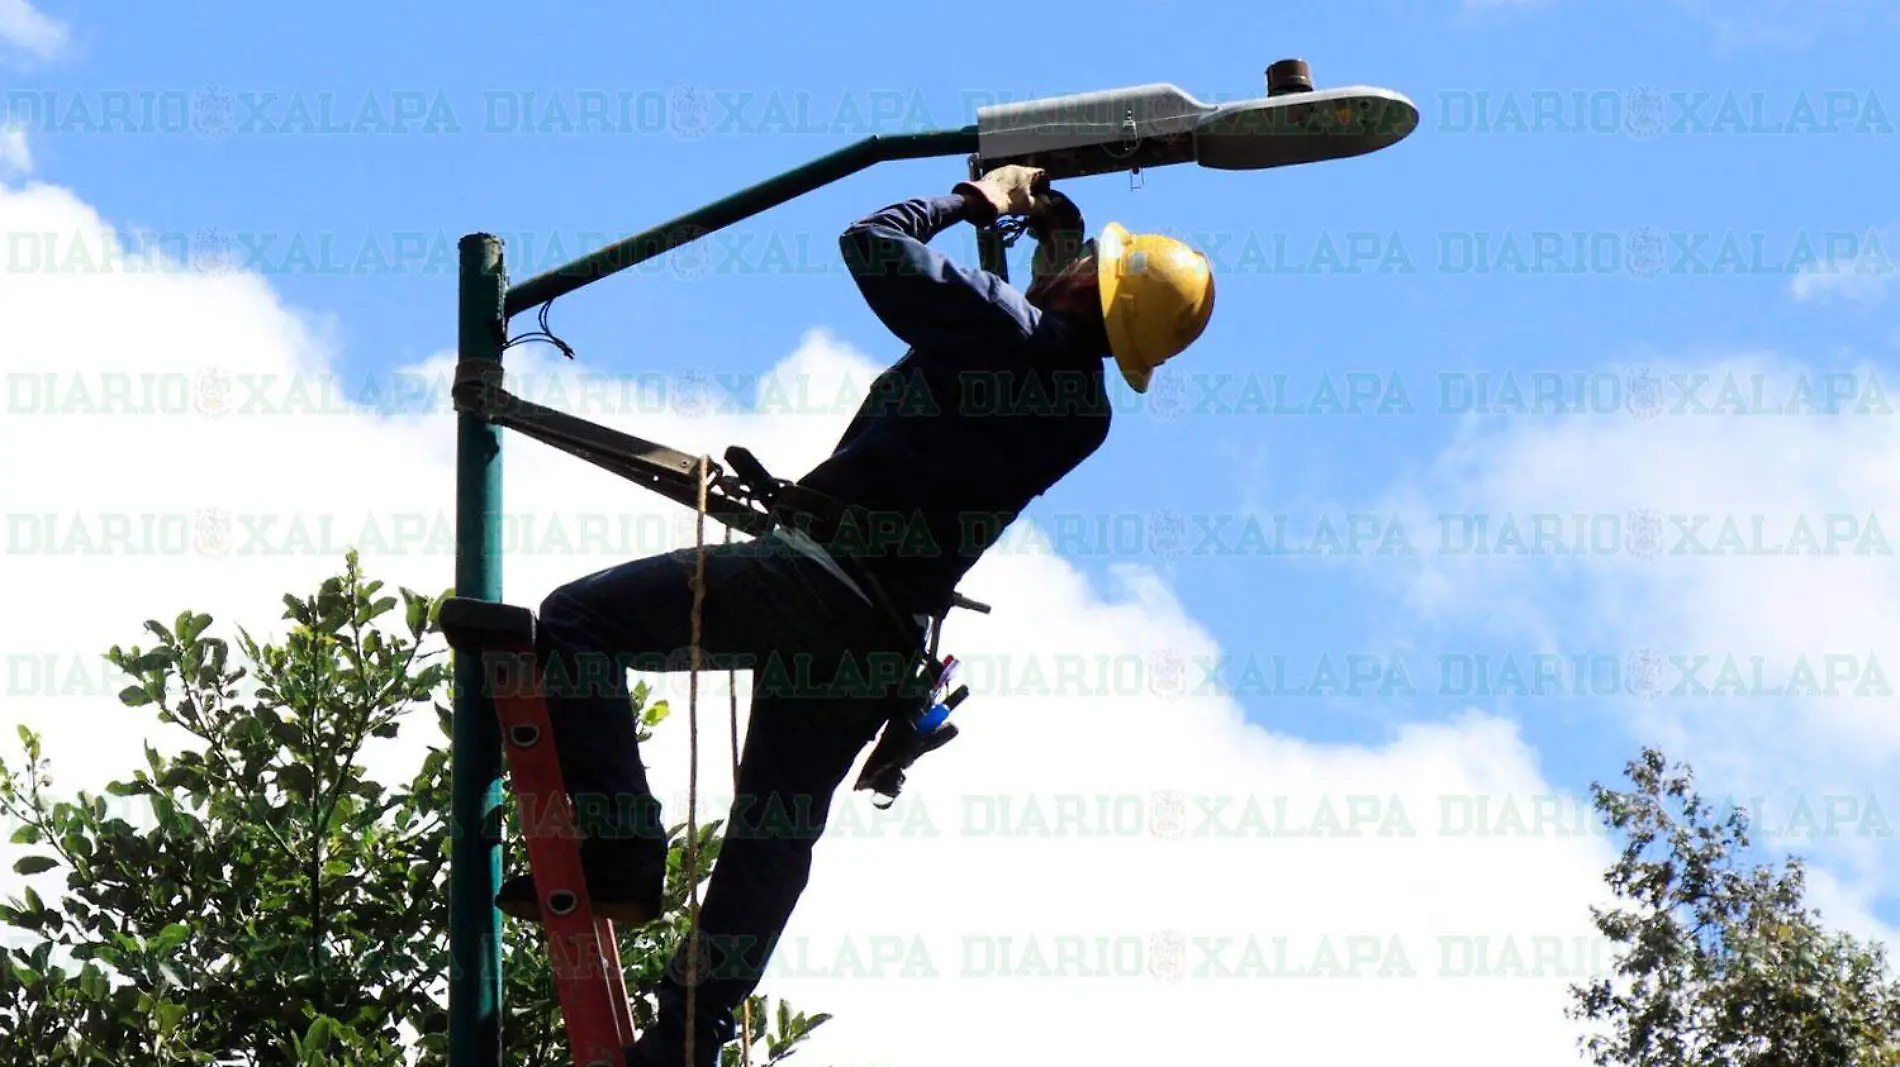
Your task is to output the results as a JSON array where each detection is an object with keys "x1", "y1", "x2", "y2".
[{"x1": 1096, "y1": 222, "x2": 1215, "y2": 393}]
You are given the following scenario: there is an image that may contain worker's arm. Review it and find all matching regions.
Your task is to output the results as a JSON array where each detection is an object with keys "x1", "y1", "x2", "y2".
[{"x1": 838, "y1": 194, "x2": 1036, "y2": 354}]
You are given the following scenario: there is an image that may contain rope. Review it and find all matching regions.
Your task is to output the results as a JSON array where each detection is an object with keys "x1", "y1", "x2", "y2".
[
  {"x1": 728, "y1": 520, "x2": 753, "y2": 1067},
  {"x1": 684, "y1": 455, "x2": 708, "y2": 1067},
  {"x1": 686, "y1": 460, "x2": 751, "y2": 1067}
]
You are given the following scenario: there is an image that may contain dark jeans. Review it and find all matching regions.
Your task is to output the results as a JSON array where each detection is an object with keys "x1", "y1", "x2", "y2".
[{"x1": 533, "y1": 532, "x2": 924, "y2": 1067}]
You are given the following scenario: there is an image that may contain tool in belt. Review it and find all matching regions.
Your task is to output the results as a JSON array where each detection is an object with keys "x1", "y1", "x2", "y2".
[
  {"x1": 761, "y1": 478, "x2": 979, "y2": 807},
  {"x1": 453, "y1": 360, "x2": 985, "y2": 805}
]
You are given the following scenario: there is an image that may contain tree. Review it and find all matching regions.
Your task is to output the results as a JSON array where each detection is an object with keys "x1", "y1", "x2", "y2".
[
  {"x1": 0, "y1": 552, "x2": 832, "y2": 1066},
  {"x1": 1568, "y1": 747, "x2": 1900, "y2": 1067}
]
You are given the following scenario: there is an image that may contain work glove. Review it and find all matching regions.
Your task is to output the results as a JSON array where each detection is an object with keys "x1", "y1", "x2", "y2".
[{"x1": 953, "y1": 164, "x2": 1046, "y2": 226}]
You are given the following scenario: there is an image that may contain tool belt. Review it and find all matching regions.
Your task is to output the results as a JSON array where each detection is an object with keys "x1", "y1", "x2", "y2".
[{"x1": 741, "y1": 465, "x2": 980, "y2": 808}]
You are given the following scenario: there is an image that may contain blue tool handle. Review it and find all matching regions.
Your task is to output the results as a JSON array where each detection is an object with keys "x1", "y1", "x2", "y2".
[
  {"x1": 917, "y1": 686, "x2": 971, "y2": 737},
  {"x1": 917, "y1": 702, "x2": 952, "y2": 736}
]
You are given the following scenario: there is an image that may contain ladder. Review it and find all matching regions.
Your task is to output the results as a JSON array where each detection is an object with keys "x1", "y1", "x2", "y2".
[{"x1": 440, "y1": 596, "x2": 636, "y2": 1067}]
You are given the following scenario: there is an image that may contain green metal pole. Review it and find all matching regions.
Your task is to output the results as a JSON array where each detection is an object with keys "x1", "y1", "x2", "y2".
[
  {"x1": 506, "y1": 127, "x2": 978, "y2": 317},
  {"x1": 451, "y1": 233, "x2": 507, "y2": 1067}
]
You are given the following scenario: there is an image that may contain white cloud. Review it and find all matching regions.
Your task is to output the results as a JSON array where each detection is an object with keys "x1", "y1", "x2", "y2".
[
  {"x1": 0, "y1": 126, "x2": 30, "y2": 178},
  {"x1": 0, "y1": 0, "x2": 68, "y2": 62},
  {"x1": 0, "y1": 175, "x2": 1619, "y2": 1065},
  {"x1": 1791, "y1": 230, "x2": 1900, "y2": 304},
  {"x1": 1359, "y1": 352, "x2": 1900, "y2": 940}
]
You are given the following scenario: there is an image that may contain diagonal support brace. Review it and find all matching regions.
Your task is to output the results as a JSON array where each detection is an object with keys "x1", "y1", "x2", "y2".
[
  {"x1": 451, "y1": 361, "x2": 994, "y2": 618},
  {"x1": 451, "y1": 361, "x2": 774, "y2": 536}
]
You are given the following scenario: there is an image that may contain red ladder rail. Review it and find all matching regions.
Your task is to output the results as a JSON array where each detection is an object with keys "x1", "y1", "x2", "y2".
[{"x1": 442, "y1": 597, "x2": 636, "y2": 1067}]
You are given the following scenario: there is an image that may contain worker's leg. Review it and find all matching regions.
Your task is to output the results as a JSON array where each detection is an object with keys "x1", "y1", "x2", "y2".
[
  {"x1": 534, "y1": 535, "x2": 872, "y2": 845},
  {"x1": 627, "y1": 681, "x2": 901, "y2": 1067}
]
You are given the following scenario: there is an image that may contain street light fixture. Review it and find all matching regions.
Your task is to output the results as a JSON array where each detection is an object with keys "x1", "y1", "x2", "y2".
[{"x1": 972, "y1": 58, "x2": 1418, "y2": 180}]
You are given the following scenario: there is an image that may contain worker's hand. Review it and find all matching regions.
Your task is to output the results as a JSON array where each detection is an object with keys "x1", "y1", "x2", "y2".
[
  {"x1": 1026, "y1": 186, "x2": 1087, "y2": 287},
  {"x1": 1026, "y1": 186, "x2": 1084, "y2": 241},
  {"x1": 982, "y1": 165, "x2": 1047, "y2": 214},
  {"x1": 953, "y1": 164, "x2": 1047, "y2": 225}
]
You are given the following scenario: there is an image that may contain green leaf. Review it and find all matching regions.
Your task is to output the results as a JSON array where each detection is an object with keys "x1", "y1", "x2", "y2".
[
  {"x1": 10, "y1": 824, "x2": 40, "y2": 845},
  {"x1": 151, "y1": 923, "x2": 190, "y2": 955},
  {"x1": 283, "y1": 593, "x2": 311, "y2": 625},
  {"x1": 278, "y1": 765, "x2": 315, "y2": 795},
  {"x1": 270, "y1": 714, "x2": 303, "y2": 748},
  {"x1": 303, "y1": 1016, "x2": 335, "y2": 1056},
  {"x1": 404, "y1": 592, "x2": 428, "y2": 637},
  {"x1": 155, "y1": 767, "x2": 194, "y2": 791},
  {"x1": 79, "y1": 961, "x2": 108, "y2": 999},
  {"x1": 12, "y1": 855, "x2": 57, "y2": 876},
  {"x1": 118, "y1": 685, "x2": 153, "y2": 707}
]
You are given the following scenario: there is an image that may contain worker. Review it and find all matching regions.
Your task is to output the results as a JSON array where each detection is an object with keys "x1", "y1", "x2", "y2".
[{"x1": 506, "y1": 164, "x2": 1215, "y2": 1067}]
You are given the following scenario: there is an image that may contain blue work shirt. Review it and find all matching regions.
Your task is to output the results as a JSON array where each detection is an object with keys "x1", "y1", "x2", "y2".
[{"x1": 795, "y1": 193, "x2": 1113, "y2": 615}]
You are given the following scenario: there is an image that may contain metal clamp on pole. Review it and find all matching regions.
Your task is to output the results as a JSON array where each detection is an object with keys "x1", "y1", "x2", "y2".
[{"x1": 451, "y1": 359, "x2": 506, "y2": 416}]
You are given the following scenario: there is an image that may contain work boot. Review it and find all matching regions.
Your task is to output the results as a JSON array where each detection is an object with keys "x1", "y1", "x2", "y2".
[
  {"x1": 494, "y1": 834, "x2": 667, "y2": 925},
  {"x1": 623, "y1": 980, "x2": 733, "y2": 1067}
]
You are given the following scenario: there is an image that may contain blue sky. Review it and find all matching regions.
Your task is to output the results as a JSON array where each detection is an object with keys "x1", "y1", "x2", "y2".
[{"x1": 7, "y1": 0, "x2": 1900, "y2": 1019}]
